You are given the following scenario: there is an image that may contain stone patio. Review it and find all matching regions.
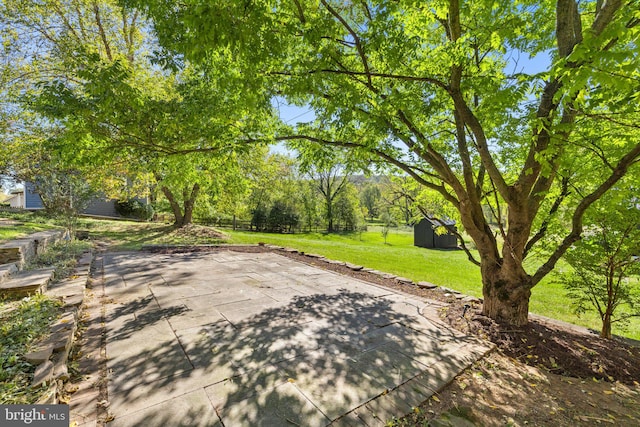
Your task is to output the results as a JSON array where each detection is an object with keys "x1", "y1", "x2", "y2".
[{"x1": 100, "y1": 250, "x2": 493, "y2": 426}]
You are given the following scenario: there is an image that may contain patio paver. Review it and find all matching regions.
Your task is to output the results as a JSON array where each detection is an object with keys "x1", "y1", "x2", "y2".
[{"x1": 101, "y1": 250, "x2": 493, "y2": 426}]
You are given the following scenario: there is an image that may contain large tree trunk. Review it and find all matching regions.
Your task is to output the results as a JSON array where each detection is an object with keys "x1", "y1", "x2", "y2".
[
  {"x1": 181, "y1": 183, "x2": 200, "y2": 227},
  {"x1": 161, "y1": 183, "x2": 200, "y2": 228},
  {"x1": 481, "y1": 263, "x2": 533, "y2": 326},
  {"x1": 458, "y1": 197, "x2": 535, "y2": 326},
  {"x1": 161, "y1": 186, "x2": 183, "y2": 226}
]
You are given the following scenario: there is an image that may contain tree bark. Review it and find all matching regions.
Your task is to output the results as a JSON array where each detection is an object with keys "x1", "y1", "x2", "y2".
[
  {"x1": 181, "y1": 183, "x2": 200, "y2": 227},
  {"x1": 161, "y1": 186, "x2": 183, "y2": 226},
  {"x1": 601, "y1": 311, "x2": 612, "y2": 339},
  {"x1": 481, "y1": 261, "x2": 533, "y2": 326}
]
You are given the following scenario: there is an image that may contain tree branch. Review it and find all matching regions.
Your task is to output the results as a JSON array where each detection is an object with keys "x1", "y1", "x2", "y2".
[
  {"x1": 275, "y1": 134, "x2": 460, "y2": 207},
  {"x1": 532, "y1": 142, "x2": 640, "y2": 286},
  {"x1": 320, "y1": 0, "x2": 374, "y2": 89},
  {"x1": 524, "y1": 175, "x2": 571, "y2": 258},
  {"x1": 267, "y1": 69, "x2": 448, "y2": 90}
]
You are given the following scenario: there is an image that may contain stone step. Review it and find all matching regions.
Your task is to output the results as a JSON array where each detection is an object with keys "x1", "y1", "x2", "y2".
[
  {"x1": 47, "y1": 277, "x2": 87, "y2": 298},
  {"x1": 0, "y1": 262, "x2": 19, "y2": 284},
  {"x1": 0, "y1": 229, "x2": 65, "y2": 265},
  {"x1": 47, "y1": 278, "x2": 86, "y2": 309},
  {"x1": 29, "y1": 230, "x2": 68, "y2": 255},
  {"x1": 0, "y1": 245, "x2": 25, "y2": 265},
  {"x1": 0, "y1": 268, "x2": 55, "y2": 297}
]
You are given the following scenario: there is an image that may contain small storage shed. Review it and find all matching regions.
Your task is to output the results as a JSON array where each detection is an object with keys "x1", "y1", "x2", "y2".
[{"x1": 414, "y1": 218, "x2": 458, "y2": 249}]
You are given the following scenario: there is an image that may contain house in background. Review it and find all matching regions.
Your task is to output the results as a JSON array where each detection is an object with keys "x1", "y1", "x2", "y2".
[
  {"x1": 19, "y1": 182, "x2": 121, "y2": 217},
  {"x1": 5, "y1": 188, "x2": 25, "y2": 208},
  {"x1": 413, "y1": 217, "x2": 459, "y2": 249}
]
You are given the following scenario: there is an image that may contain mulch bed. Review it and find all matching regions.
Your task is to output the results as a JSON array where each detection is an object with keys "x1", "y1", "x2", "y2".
[{"x1": 148, "y1": 244, "x2": 640, "y2": 386}]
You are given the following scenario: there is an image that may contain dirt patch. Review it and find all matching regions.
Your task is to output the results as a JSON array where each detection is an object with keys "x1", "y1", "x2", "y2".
[
  {"x1": 441, "y1": 301, "x2": 640, "y2": 386},
  {"x1": 169, "y1": 224, "x2": 228, "y2": 240},
  {"x1": 396, "y1": 351, "x2": 640, "y2": 426}
]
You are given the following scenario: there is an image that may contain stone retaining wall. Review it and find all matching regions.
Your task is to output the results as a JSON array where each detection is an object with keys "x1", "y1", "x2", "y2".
[
  {"x1": 24, "y1": 250, "x2": 93, "y2": 405},
  {"x1": 0, "y1": 229, "x2": 66, "y2": 265}
]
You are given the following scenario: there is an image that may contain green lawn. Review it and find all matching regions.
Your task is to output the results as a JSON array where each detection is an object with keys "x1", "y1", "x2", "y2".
[
  {"x1": 0, "y1": 220, "x2": 59, "y2": 242},
  {"x1": 227, "y1": 228, "x2": 638, "y2": 340},
  {"x1": 229, "y1": 227, "x2": 484, "y2": 295}
]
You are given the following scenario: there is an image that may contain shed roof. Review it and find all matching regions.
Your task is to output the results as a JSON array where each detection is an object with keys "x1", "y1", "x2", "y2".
[{"x1": 420, "y1": 217, "x2": 456, "y2": 227}]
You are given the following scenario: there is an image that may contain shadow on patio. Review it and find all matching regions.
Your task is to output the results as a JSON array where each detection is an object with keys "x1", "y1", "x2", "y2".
[{"x1": 104, "y1": 283, "x2": 486, "y2": 426}]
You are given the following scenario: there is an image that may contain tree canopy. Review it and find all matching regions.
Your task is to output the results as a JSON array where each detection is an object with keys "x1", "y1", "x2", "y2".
[
  {"x1": 1, "y1": 0, "x2": 277, "y2": 226},
  {"x1": 129, "y1": 0, "x2": 640, "y2": 325}
]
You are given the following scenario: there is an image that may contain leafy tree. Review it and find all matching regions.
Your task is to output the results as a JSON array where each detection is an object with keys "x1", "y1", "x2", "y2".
[
  {"x1": 29, "y1": 157, "x2": 99, "y2": 236},
  {"x1": 298, "y1": 180, "x2": 322, "y2": 232},
  {"x1": 245, "y1": 153, "x2": 301, "y2": 231},
  {"x1": 360, "y1": 184, "x2": 381, "y2": 221},
  {"x1": 559, "y1": 192, "x2": 640, "y2": 339},
  {"x1": 2, "y1": 1, "x2": 275, "y2": 228},
  {"x1": 132, "y1": 0, "x2": 640, "y2": 325},
  {"x1": 332, "y1": 182, "x2": 364, "y2": 232},
  {"x1": 305, "y1": 159, "x2": 354, "y2": 233},
  {"x1": 0, "y1": 115, "x2": 98, "y2": 233},
  {"x1": 380, "y1": 211, "x2": 397, "y2": 245},
  {"x1": 380, "y1": 176, "x2": 420, "y2": 226},
  {"x1": 267, "y1": 199, "x2": 299, "y2": 233},
  {"x1": 251, "y1": 205, "x2": 269, "y2": 232},
  {"x1": 0, "y1": 0, "x2": 150, "y2": 214}
]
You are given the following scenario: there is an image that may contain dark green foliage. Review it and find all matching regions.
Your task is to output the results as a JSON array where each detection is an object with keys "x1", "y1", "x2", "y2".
[
  {"x1": 333, "y1": 190, "x2": 361, "y2": 232},
  {"x1": 0, "y1": 295, "x2": 62, "y2": 403},
  {"x1": 116, "y1": 199, "x2": 153, "y2": 221},
  {"x1": 251, "y1": 205, "x2": 268, "y2": 232},
  {"x1": 267, "y1": 200, "x2": 299, "y2": 233}
]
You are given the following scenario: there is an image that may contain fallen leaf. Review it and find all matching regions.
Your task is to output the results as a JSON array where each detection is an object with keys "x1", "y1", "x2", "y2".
[{"x1": 432, "y1": 396, "x2": 440, "y2": 402}]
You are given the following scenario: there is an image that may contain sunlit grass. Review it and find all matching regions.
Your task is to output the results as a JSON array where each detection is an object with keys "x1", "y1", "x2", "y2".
[{"x1": 0, "y1": 222, "x2": 59, "y2": 242}]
